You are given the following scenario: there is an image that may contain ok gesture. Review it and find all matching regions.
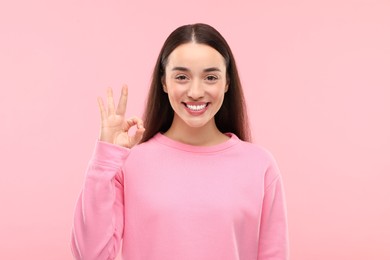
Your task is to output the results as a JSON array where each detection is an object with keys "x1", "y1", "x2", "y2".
[{"x1": 98, "y1": 85, "x2": 145, "y2": 148}]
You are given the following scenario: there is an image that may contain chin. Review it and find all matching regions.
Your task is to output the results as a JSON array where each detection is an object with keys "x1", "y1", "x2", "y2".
[
  {"x1": 181, "y1": 117, "x2": 212, "y2": 129},
  {"x1": 172, "y1": 112, "x2": 215, "y2": 130}
]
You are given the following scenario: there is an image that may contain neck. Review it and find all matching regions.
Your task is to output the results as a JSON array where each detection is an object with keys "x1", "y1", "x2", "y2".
[{"x1": 163, "y1": 117, "x2": 229, "y2": 146}]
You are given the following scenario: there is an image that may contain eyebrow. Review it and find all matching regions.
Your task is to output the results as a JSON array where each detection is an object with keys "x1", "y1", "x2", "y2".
[{"x1": 171, "y1": 66, "x2": 221, "y2": 72}]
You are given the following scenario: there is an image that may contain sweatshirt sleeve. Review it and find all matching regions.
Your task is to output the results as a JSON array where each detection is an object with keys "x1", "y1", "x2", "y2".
[
  {"x1": 257, "y1": 157, "x2": 289, "y2": 260},
  {"x1": 71, "y1": 141, "x2": 130, "y2": 260}
]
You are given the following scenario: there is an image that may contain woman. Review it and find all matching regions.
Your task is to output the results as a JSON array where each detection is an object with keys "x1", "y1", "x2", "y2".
[{"x1": 71, "y1": 23, "x2": 289, "y2": 260}]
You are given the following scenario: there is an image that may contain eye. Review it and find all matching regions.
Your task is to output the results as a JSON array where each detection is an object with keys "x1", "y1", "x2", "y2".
[
  {"x1": 205, "y1": 75, "x2": 218, "y2": 82},
  {"x1": 175, "y1": 74, "x2": 188, "y2": 81}
]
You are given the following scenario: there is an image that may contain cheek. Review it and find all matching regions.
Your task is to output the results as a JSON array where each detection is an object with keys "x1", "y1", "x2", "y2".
[
  {"x1": 210, "y1": 84, "x2": 227, "y2": 100},
  {"x1": 166, "y1": 85, "x2": 184, "y2": 104}
]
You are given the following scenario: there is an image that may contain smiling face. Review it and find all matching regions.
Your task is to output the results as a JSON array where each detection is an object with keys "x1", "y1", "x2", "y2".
[{"x1": 162, "y1": 43, "x2": 228, "y2": 133}]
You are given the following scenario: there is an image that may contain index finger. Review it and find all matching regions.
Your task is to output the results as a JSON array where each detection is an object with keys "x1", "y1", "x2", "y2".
[{"x1": 116, "y1": 84, "x2": 128, "y2": 116}]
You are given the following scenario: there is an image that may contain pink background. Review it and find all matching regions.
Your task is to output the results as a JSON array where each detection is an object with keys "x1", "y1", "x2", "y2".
[{"x1": 1, "y1": 0, "x2": 389, "y2": 259}]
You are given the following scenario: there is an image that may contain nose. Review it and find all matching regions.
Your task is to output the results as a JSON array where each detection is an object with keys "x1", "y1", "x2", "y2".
[{"x1": 187, "y1": 79, "x2": 205, "y2": 100}]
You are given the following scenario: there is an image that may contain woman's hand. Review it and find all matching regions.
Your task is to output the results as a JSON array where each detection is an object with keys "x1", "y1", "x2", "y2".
[{"x1": 97, "y1": 85, "x2": 145, "y2": 148}]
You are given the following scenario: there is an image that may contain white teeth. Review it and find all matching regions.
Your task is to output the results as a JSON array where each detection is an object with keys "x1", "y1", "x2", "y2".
[{"x1": 186, "y1": 104, "x2": 207, "y2": 111}]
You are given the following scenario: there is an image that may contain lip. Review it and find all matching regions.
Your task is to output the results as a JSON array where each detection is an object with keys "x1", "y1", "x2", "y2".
[{"x1": 182, "y1": 102, "x2": 209, "y2": 115}]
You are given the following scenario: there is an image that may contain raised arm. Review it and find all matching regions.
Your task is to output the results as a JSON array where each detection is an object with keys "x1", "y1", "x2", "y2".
[{"x1": 71, "y1": 85, "x2": 145, "y2": 259}]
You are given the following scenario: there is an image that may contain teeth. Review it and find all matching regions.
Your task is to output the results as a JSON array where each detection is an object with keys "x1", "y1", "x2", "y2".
[{"x1": 186, "y1": 104, "x2": 207, "y2": 111}]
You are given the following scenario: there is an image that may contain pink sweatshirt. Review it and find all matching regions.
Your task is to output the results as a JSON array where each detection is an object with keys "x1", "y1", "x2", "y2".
[{"x1": 71, "y1": 133, "x2": 289, "y2": 260}]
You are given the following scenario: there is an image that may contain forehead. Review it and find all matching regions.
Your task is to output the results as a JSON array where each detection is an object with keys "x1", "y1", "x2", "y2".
[{"x1": 166, "y1": 43, "x2": 226, "y2": 70}]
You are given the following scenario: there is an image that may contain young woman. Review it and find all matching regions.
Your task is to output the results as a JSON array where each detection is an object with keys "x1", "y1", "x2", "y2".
[{"x1": 71, "y1": 23, "x2": 289, "y2": 260}]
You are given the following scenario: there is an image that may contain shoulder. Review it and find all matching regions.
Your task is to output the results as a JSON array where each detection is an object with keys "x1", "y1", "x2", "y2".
[
  {"x1": 236, "y1": 138, "x2": 278, "y2": 164},
  {"x1": 235, "y1": 138, "x2": 282, "y2": 184}
]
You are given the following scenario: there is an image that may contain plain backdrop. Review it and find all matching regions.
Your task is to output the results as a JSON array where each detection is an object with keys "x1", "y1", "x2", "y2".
[{"x1": 1, "y1": 0, "x2": 389, "y2": 259}]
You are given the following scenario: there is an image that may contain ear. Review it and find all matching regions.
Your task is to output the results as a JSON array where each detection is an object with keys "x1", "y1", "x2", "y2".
[
  {"x1": 225, "y1": 76, "x2": 230, "y2": 93},
  {"x1": 161, "y1": 77, "x2": 168, "y2": 93}
]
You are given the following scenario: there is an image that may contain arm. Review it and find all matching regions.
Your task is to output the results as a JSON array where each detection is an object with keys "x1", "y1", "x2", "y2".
[
  {"x1": 71, "y1": 86, "x2": 145, "y2": 259},
  {"x1": 71, "y1": 141, "x2": 129, "y2": 260},
  {"x1": 258, "y1": 162, "x2": 289, "y2": 260}
]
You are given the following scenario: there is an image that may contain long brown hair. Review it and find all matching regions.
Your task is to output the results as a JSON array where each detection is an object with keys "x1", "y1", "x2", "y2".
[{"x1": 141, "y1": 23, "x2": 251, "y2": 143}]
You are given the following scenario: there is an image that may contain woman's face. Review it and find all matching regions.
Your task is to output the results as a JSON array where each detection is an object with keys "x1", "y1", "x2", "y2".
[{"x1": 163, "y1": 43, "x2": 228, "y2": 131}]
